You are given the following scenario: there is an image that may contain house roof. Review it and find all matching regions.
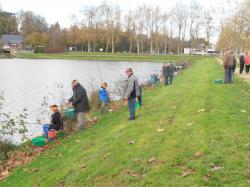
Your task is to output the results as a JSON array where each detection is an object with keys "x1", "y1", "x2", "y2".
[{"x1": 1, "y1": 34, "x2": 23, "y2": 45}]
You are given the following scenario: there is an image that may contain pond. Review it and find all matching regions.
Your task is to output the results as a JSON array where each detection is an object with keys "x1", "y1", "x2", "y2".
[{"x1": 0, "y1": 59, "x2": 163, "y2": 143}]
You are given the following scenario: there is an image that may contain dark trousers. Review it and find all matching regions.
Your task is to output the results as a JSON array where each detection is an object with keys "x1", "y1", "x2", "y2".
[
  {"x1": 138, "y1": 95, "x2": 142, "y2": 106},
  {"x1": 239, "y1": 63, "x2": 244, "y2": 74},
  {"x1": 246, "y1": 65, "x2": 250, "y2": 73},
  {"x1": 128, "y1": 98, "x2": 136, "y2": 119},
  {"x1": 165, "y1": 76, "x2": 173, "y2": 85}
]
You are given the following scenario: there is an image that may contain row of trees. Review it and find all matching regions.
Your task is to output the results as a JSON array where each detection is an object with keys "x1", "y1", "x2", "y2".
[
  {"x1": 3, "y1": 0, "x2": 243, "y2": 53},
  {"x1": 216, "y1": 0, "x2": 250, "y2": 52},
  {"x1": 13, "y1": 0, "x2": 218, "y2": 54}
]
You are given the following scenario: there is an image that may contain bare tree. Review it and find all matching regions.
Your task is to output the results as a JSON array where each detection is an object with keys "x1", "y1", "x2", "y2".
[
  {"x1": 203, "y1": 9, "x2": 214, "y2": 45},
  {"x1": 162, "y1": 13, "x2": 169, "y2": 54},
  {"x1": 189, "y1": 0, "x2": 202, "y2": 49},
  {"x1": 172, "y1": 0, "x2": 188, "y2": 54}
]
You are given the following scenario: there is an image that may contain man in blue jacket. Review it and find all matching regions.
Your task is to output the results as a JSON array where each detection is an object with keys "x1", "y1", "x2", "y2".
[{"x1": 68, "y1": 80, "x2": 89, "y2": 131}]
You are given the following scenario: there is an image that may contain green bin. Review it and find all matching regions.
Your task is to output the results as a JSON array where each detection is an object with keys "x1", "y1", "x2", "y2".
[
  {"x1": 32, "y1": 137, "x2": 45, "y2": 147},
  {"x1": 135, "y1": 101, "x2": 140, "y2": 110},
  {"x1": 214, "y1": 79, "x2": 222, "y2": 84},
  {"x1": 64, "y1": 108, "x2": 75, "y2": 119}
]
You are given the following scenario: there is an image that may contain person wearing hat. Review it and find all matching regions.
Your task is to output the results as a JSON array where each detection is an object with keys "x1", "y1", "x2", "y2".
[
  {"x1": 42, "y1": 105, "x2": 63, "y2": 139},
  {"x1": 68, "y1": 80, "x2": 90, "y2": 131},
  {"x1": 99, "y1": 82, "x2": 109, "y2": 114},
  {"x1": 123, "y1": 68, "x2": 140, "y2": 120}
]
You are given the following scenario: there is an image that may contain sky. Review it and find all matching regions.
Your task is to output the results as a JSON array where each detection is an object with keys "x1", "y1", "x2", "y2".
[
  {"x1": 0, "y1": 0, "x2": 244, "y2": 28},
  {"x1": 0, "y1": 0, "x2": 245, "y2": 44}
]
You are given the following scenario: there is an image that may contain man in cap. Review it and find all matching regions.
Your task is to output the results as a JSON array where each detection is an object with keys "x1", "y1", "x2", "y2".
[
  {"x1": 68, "y1": 80, "x2": 89, "y2": 131},
  {"x1": 123, "y1": 68, "x2": 140, "y2": 120}
]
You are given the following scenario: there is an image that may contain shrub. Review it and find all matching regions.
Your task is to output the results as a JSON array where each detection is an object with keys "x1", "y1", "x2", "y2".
[
  {"x1": 89, "y1": 90, "x2": 101, "y2": 111},
  {"x1": 0, "y1": 140, "x2": 16, "y2": 160},
  {"x1": 44, "y1": 48, "x2": 64, "y2": 53},
  {"x1": 34, "y1": 46, "x2": 45, "y2": 53}
]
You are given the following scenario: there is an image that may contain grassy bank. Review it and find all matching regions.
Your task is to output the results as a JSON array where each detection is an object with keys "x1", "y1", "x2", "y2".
[
  {"x1": 20, "y1": 52, "x2": 206, "y2": 62},
  {"x1": 1, "y1": 56, "x2": 250, "y2": 186}
]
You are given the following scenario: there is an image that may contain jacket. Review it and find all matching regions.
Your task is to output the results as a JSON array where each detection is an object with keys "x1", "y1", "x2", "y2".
[
  {"x1": 245, "y1": 55, "x2": 250, "y2": 65},
  {"x1": 223, "y1": 52, "x2": 234, "y2": 69},
  {"x1": 231, "y1": 56, "x2": 236, "y2": 71},
  {"x1": 49, "y1": 112, "x2": 62, "y2": 130},
  {"x1": 69, "y1": 84, "x2": 90, "y2": 113},
  {"x1": 124, "y1": 74, "x2": 140, "y2": 99},
  {"x1": 99, "y1": 87, "x2": 108, "y2": 102},
  {"x1": 239, "y1": 55, "x2": 245, "y2": 64}
]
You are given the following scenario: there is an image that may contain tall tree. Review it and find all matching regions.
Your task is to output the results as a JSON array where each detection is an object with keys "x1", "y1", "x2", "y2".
[
  {"x1": 172, "y1": 0, "x2": 188, "y2": 54},
  {"x1": 18, "y1": 11, "x2": 48, "y2": 37}
]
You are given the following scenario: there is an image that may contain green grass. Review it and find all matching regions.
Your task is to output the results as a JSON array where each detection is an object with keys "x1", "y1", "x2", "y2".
[
  {"x1": 1, "y1": 57, "x2": 250, "y2": 186},
  {"x1": 20, "y1": 52, "x2": 206, "y2": 62}
]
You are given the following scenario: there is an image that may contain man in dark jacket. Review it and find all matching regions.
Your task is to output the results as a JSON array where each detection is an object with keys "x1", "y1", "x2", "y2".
[
  {"x1": 239, "y1": 53, "x2": 245, "y2": 74},
  {"x1": 68, "y1": 80, "x2": 89, "y2": 131}
]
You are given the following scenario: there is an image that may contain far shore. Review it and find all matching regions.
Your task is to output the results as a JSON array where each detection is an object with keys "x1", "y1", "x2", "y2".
[{"x1": 18, "y1": 52, "x2": 207, "y2": 63}]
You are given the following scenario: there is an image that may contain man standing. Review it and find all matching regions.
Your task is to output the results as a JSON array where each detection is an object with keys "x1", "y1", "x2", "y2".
[
  {"x1": 68, "y1": 80, "x2": 89, "y2": 131},
  {"x1": 245, "y1": 52, "x2": 250, "y2": 74},
  {"x1": 223, "y1": 49, "x2": 234, "y2": 83},
  {"x1": 163, "y1": 63, "x2": 171, "y2": 85},
  {"x1": 239, "y1": 53, "x2": 245, "y2": 74},
  {"x1": 124, "y1": 68, "x2": 140, "y2": 121},
  {"x1": 169, "y1": 63, "x2": 175, "y2": 84}
]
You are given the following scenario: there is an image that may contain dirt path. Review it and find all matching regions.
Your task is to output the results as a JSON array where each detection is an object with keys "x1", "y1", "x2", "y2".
[{"x1": 216, "y1": 58, "x2": 250, "y2": 83}]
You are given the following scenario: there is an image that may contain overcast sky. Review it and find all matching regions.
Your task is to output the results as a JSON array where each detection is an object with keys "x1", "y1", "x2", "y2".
[{"x1": 0, "y1": 0, "x2": 244, "y2": 27}]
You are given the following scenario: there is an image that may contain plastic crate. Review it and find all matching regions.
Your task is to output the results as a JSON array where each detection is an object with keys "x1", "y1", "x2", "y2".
[{"x1": 32, "y1": 137, "x2": 45, "y2": 147}]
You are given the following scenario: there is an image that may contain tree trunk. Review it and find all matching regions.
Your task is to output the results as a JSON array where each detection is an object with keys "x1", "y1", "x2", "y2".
[
  {"x1": 136, "y1": 40, "x2": 140, "y2": 54},
  {"x1": 164, "y1": 36, "x2": 167, "y2": 54},
  {"x1": 129, "y1": 41, "x2": 133, "y2": 53},
  {"x1": 177, "y1": 30, "x2": 181, "y2": 54},
  {"x1": 87, "y1": 40, "x2": 91, "y2": 52},
  {"x1": 105, "y1": 39, "x2": 109, "y2": 52},
  {"x1": 150, "y1": 40, "x2": 153, "y2": 54},
  {"x1": 81, "y1": 42, "x2": 84, "y2": 52},
  {"x1": 93, "y1": 42, "x2": 96, "y2": 52},
  {"x1": 111, "y1": 34, "x2": 115, "y2": 53}
]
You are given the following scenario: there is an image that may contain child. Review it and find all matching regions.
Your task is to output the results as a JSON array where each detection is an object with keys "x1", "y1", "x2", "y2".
[
  {"x1": 99, "y1": 82, "x2": 109, "y2": 114},
  {"x1": 42, "y1": 105, "x2": 63, "y2": 139}
]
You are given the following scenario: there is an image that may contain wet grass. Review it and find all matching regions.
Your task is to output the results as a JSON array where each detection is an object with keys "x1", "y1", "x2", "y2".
[{"x1": 1, "y1": 57, "x2": 250, "y2": 186}]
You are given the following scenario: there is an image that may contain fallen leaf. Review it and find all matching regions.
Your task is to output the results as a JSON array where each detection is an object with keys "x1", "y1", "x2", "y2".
[
  {"x1": 31, "y1": 168, "x2": 38, "y2": 173},
  {"x1": 102, "y1": 153, "x2": 110, "y2": 160},
  {"x1": 157, "y1": 129, "x2": 165, "y2": 132},
  {"x1": 211, "y1": 166, "x2": 223, "y2": 172},
  {"x1": 128, "y1": 140, "x2": 136, "y2": 144},
  {"x1": 197, "y1": 109, "x2": 205, "y2": 113},
  {"x1": 109, "y1": 110, "x2": 113, "y2": 112},
  {"x1": 182, "y1": 169, "x2": 194, "y2": 177},
  {"x1": 134, "y1": 158, "x2": 141, "y2": 163},
  {"x1": 23, "y1": 168, "x2": 28, "y2": 172},
  {"x1": 80, "y1": 164, "x2": 87, "y2": 169},
  {"x1": 147, "y1": 157, "x2": 156, "y2": 164},
  {"x1": 240, "y1": 110, "x2": 247, "y2": 113},
  {"x1": 76, "y1": 140, "x2": 81, "y2": 143},
  {"x1": 203, "y1": 175, "x2": 210, "y2": 183},
  {"x1": 193, "y1": 151, "x2": 202, "y2": 158},
  {"x1": 58, "y1": 154, "x2": 63, "y2": 157},
  {"x1": 1, "y1": 171, "x2": 9, "y2": 177},
  {"x1": 187, "y1": 123, "x2": 194, "y2": 126}
]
